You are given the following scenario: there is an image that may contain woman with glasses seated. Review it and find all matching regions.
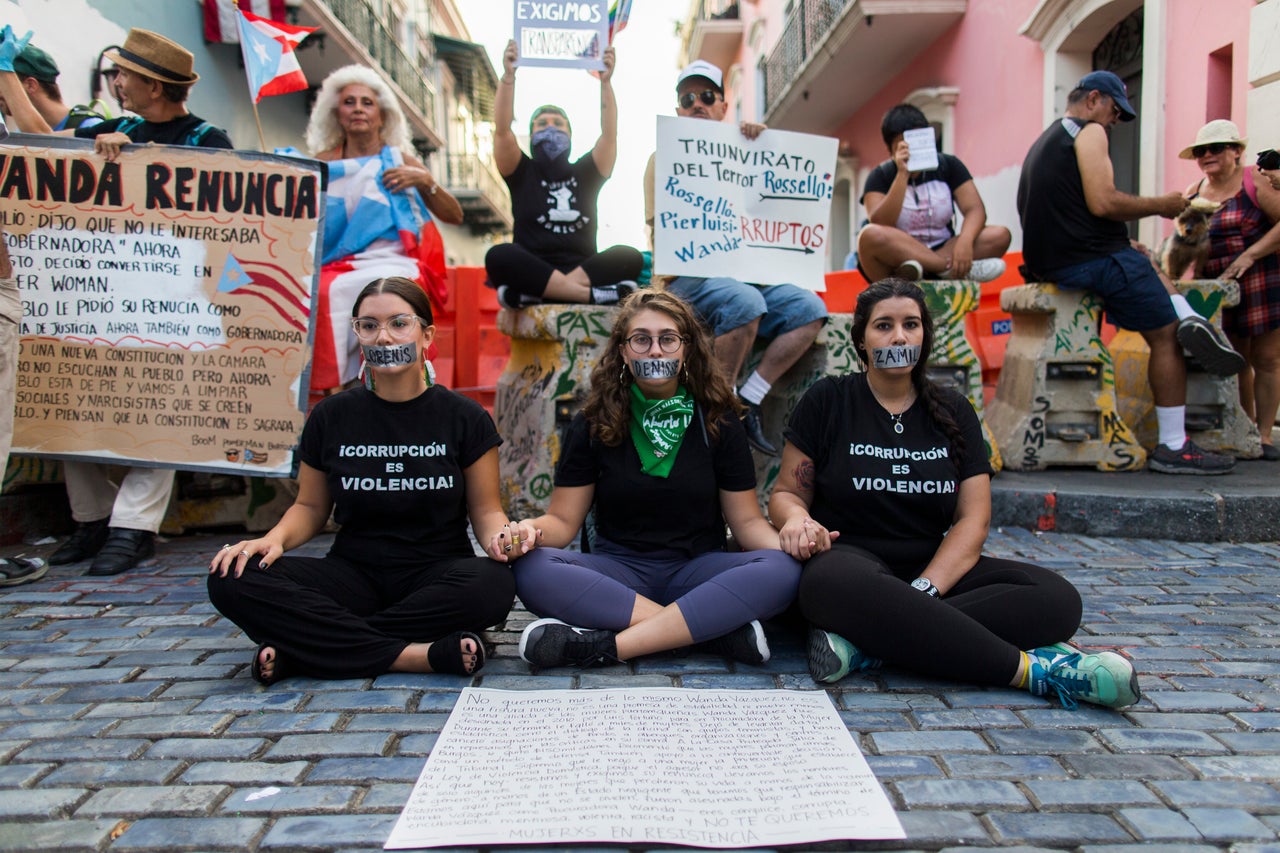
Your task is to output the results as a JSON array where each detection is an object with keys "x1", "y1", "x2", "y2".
[
  {"x1": 1179, "y1": 121, "x2": 1280, "y2": 460},
  {"x1": 208, "y1": 277, "x2": 515, "y2": 685},
  {"x1": 494, "y1": 291, "x2": 801, "y2": 670}
]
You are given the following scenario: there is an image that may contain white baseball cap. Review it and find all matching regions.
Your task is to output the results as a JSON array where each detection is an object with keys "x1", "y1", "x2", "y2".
[{"x1": 676, "y1": 60, "x2": 723, "y2": 92}]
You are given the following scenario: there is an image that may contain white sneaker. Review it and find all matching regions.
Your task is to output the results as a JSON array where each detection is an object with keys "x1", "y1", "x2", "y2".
[
  {"x1": 966, "y1": 258, "x2": 1007, "y2": 283},
  {"x1": 893, "y1": 259, "x2": 924, "y2": 281}
]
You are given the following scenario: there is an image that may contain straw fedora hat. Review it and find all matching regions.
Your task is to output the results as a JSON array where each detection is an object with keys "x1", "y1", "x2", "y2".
[
  {"x1": 105, "y1": 29, "x2": 198, "y2": 85},
  {"x1": 1178, "y1": 119, "x2": 1246, "y2": 159}
]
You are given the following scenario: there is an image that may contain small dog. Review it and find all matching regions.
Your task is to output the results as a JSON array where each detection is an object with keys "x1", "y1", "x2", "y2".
[{"x1": 1158, "y1": 197, "x2": 1219, "y2": 279}]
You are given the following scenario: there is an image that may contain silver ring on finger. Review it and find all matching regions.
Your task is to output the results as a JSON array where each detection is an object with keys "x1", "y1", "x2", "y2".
[{"x1": 240, "y1": 551, "x2": 249, "y2": 557}]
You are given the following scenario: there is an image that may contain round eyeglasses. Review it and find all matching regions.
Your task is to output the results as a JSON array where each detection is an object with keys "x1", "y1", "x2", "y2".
[
  {"x1": 625, "y1": 333, "x2": 686, "y2": 354},
  {"x1": 351, "y1": 313, "x2": 426, "y2": 342},
  {"x1": 678, "y1": 89, "x2": 720, "y2": 110}
]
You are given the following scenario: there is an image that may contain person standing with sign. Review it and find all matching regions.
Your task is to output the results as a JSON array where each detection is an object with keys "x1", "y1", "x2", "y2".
[
  {"x1": 208, "y1": 277, "x2": 515, "y2": 684},
  {"x1": 484, "y1": 39, "x2": 642, "y2": 309},
  {"x1": 494, "y1": 290, "x2": 801, "y2": 671},
  {"x1": 643, "y1": 61, "x2": 828, "y2": 456},
  {"x1": 769, "y1": 278, "x2": 1139, "y2": 710},
  {"x1": 46, "y1": 29, "x2": 232, "y2": 576}
]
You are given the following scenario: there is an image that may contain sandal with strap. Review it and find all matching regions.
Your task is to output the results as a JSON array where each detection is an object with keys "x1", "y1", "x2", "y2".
[
  {"x1": 0, "y1": 556, "x2": 48, "y2": 587},
  {"x1": 427, "y1": 631, "x2": 486, "y2": 675},
  {"x1": 250, "y1": 643, "x2": 289, "y2": 686}
]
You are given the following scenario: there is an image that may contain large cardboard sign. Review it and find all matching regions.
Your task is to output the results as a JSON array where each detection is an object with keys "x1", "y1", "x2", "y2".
[
  {"x1": 385, "y1": 687, "x2": 904, "y2": 849},
  {"x1": 0, "y1": 135, "x2": 322, "y2": 477},
  {"x1": 513, "y1": 0, "x2": 608, "y2": 70},
  {"x1": 653, "y1": 115, "x2": 837, "y2": 288}
]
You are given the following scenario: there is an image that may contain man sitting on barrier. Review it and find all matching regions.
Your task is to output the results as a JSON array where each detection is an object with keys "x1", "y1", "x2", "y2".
[
  {"x1": 1017, "y1": 70, "x2": 1243, "y2": 476},
  {"x1": 484, "y1": 39, "x2": 642, "y2": 310},
  {"x1": 857, "y1": 104, "x2": 1010, "y2": 283},
  {"x1": 48, "y1": 29, "x2": 232, "y2": 575},
  {"x1": 643, "y1": 61, "x2": 828, "y2": 456}
]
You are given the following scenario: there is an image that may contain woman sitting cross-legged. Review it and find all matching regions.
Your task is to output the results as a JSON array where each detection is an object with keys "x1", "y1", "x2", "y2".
[
  {"x1": 494, "y1": 291, "x2": 801, "y2": 669},
  {"x1": 208, "y1": 277, "x2": 515, "y2": 684},
  {"x1": 768, "y1": 278, "x2": 1140, "y2": 710}
]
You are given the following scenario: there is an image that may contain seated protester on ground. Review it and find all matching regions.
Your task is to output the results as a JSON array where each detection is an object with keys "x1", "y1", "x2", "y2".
[
  {"x1": 48, "y1": 29, "x2": 232, "y2": 579},
  {"x1": 208, "y1": 277, "x2": 516, "y2": 684},
  {"x1": 485, "y1": 39, "x2": 641, "y2": 310},
  {"x1": 301, "y1": 65, "x2": 463, "y2": 395},
  {"x1": 643, "y1": 60, "x2": 828, "y2": 456},
  {"x1": 769, "y1": 279, "x2": 1141, "y2": 710},
  {"x1": 0, "y1": 28, "x2": 105, "y2": 133},
  {"x1": 857, "y1": 104, "x2": 1010, "y2": 283},
  {"x1": 496, "y1": 290, "x2": 801, "y2": 670}
]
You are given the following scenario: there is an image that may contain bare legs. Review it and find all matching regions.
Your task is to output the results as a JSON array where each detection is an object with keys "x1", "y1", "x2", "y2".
[
  {"x1": 857, "y1": 224, "x2": 1012, "y2": 282},
  {"x1": 1231, "y1": 329, "x2": 1280, "y2": 446},
  {"x1": 712, "y1": 318, "x2": 823, "y2": 385},
  {"x1": 613, "y1": 595, "x2": 694, "y2": 660}
]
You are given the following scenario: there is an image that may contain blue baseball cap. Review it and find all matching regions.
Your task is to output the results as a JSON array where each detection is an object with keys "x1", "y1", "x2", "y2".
[{"x1": 1076, "y1": 70, "x2": 1136, "y2": 121}]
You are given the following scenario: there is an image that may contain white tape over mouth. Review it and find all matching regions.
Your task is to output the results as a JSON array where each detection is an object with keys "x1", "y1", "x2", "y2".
[
  {"x1": 363, "y1": 342, "x2": 418, "y2": 367},
  {"x1": 871, "y1": 345, "x2": 920, "y2": 369},
  {"x1": 631, "y1": 358, "x2": 680, "y2": 379}
]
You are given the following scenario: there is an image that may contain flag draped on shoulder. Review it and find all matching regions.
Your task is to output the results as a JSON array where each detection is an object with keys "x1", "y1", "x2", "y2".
[
  {"x1": 204, "y1": 0, "x2": 287, "y2": 44},
  {"x1": 236, "y1": 7, "x2": 317, "y2": 102}
]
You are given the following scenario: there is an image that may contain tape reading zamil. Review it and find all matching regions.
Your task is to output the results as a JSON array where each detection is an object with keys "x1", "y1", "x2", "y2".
[
  {"x1": 871, "y1": 345, "x2": 920, "y2": 369},
  {"x1": 631, "y1": 358, "x2": 680, "y2": 379}
]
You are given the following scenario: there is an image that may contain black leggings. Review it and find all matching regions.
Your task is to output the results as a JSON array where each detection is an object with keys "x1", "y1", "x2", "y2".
[
  {"x1": 207, "y1": 553, "x2": 515, "y2": 679},
  {"x1": 484, "y1": 243, "x2": 643, "y2": 297},
  {"x1": 798, "y1": 543, "x2": 1082, "y2": 685}
]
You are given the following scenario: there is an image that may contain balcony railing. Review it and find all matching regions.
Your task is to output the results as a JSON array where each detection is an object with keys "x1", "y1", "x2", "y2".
[
  {"x1": 763, "y1": 0, "x2": 848, "y2": 114},
  {"x1": 445, "y1": 153, "x2": 512, "y2": 230},
  {"x1": 325, "y1": 0, "x2": 436, "y2": 123}
]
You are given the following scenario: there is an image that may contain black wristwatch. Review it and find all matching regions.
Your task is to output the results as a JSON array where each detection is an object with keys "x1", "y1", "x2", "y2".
[{"x1": 911, "y1": 577, "x2": 940, "y2": 598}]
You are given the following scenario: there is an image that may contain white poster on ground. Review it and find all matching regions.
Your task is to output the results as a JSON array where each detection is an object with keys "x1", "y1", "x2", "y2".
[
  {"x1": 384, "y1": 687, "x2": 904, "y2": 849},
  {"x1": 652, "y1": 115, "x2": 837, "y2": 289}
]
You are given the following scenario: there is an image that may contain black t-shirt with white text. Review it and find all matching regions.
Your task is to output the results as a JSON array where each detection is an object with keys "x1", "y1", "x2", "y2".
[
  {"x1": 299, "y1": 386, "x2": 501, "y2": 569},
  {"x1": 505, "y1": 152, "x2": 604, "y2": 269},
  {"x1": 785, "y1": 374, "x2": 992, "y2": 568},
  {"x1": 555, "y1": 409, "x2": 756, "y2": 557}
]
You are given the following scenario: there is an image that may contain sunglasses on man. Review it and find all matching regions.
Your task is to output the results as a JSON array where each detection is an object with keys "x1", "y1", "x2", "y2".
[
  {"x1": 1259, "y1": 149, "x2": 1280, "y2": 171},
  {"x1": 1192, "y1": 142, "x2": 1235, "y2": 158},
  {"x1": 678, "y1": 89, "x2": 720, "y2": 110}
]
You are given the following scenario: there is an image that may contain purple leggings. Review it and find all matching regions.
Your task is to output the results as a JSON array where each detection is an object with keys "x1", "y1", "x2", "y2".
[{"x1": 513, "y1": 539, "x2": 802, "y2": 642}]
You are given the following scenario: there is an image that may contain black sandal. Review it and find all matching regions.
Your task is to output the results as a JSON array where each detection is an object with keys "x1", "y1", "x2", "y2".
[
  {"x1": 427, "y1": 631, "x2": 486, "y2": 675},
  {"x1": 0, "y1": 556, "x2": 47, "y2": 587},
  {"x1": 250, "y1": 643, "x2": 289, "y2": 686}
]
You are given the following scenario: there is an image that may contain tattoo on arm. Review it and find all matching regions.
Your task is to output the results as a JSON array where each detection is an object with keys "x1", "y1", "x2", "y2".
[{"x1": 793, "y1": 459, "x2": 815, "y2": 496}]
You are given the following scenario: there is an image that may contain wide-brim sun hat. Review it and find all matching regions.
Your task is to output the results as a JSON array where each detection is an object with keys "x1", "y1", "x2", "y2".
[
  {"x1": 104, "y1": 28, "x2": 198, "y2": 85},
  {"x1": 1179, "y1": 119, "x2": 1246, "y2": 159}
]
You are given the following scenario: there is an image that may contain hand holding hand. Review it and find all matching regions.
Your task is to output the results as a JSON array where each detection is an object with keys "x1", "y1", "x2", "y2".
[
  {"x1": 209, "y1": 538, "x2": 283, "y2": 578},
  {"x1": 0, "y1": 26, "x2": 33, "y2": 74},
  {"x1": 488, "y1": 520, "x2": 542, "y2": 563},
  {"x1": 778, "y1": 516, "x2": 838, "y2": 561}
]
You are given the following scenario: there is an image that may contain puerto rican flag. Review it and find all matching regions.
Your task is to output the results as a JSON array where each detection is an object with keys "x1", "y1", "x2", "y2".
[
  {"x1": 203, "y1": 0, "x2": 287, "y2": 44},
  {"x1": 236, "y1": 8, "x2": 317, "y2": 102},
  {"x1": 216, "y1": 254, "x2": 310, "y2": 333}
]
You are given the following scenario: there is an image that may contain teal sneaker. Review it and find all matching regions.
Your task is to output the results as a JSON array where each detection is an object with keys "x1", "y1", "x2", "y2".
[
  {"x1": 1027, "y1": 642, "x2": 1140, "y2": 710},
  {"x1": 807, "y1": 628, "x2": 882, "y2": 684}
]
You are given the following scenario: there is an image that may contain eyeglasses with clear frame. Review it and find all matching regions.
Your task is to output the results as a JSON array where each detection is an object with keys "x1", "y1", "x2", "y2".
[
  {"x1": 351, "y1": 313, "x2": 427, "y2": 342},
  {"x1": 678, "y1": 89, "x2": 720, "y2": 110},
  {"x1": 624, "y1": 333, "x2": 686, "y2": 354}
]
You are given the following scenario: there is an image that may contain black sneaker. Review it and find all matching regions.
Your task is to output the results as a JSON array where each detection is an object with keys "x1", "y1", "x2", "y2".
[
  {"x1": 699, "y1": 620, "x2": 771, "y2": 665},
  {"x1": 740, "y1": 399, "x2": 778, "y2": 455},
  {"x1": 0, "y1": 556, "x2": 48, "y2": 587},
  {"x1": 518, "y1": 618, "x2": 620, "y2": 669},
  {"x1": 49, "y1": 519, "x2": 110, "y2": 565},
  {"x1": 87, "y1": 528, "x2": 155, "y2": 576},
  {"x1": 589, "y1": 281, "x2": 636, "y2": 305},
  {"x1": 1176, "y1": 315, "x2": 1245, "y2": 376},
  {"x1": 1148, "y1": 440, "x2": 1235, "y2": 475},
  {"x1": 496, "y1": 285, "x2": 542, "y2": 310}
]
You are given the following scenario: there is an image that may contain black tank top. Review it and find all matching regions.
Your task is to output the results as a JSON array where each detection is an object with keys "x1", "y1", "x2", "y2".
[{"x1": 1017, "y1": 116, "x2": 1131, "y2": 276}]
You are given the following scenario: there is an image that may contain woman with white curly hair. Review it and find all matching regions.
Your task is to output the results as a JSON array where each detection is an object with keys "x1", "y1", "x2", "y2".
[{"x1": 303, "y1": 65, "x2": 463, "y2": 397}]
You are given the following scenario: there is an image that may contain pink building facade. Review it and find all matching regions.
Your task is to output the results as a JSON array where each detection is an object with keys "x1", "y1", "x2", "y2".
[{"x1": 680, "y1": 0, "x2": 1278, "y2": 272}]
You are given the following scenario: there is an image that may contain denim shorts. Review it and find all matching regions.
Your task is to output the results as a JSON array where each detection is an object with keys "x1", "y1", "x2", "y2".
[
  {"x1": 665, "y1": 275, "x2": 829, "y2": 339},
  {"x1": 1048, "y1": 248, "x2": 1177, "y2": 332}
]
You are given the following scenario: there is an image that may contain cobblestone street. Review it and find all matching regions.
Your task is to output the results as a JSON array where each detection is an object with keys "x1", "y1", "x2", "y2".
[{"x1": 1, "y1": 529, "x2": 1279, "y2": 851}]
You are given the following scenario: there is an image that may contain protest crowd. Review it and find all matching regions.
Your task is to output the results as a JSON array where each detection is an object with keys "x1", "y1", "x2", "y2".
[{"x1": 4, "y1": 3, "x2": 1280, "y2": 717}]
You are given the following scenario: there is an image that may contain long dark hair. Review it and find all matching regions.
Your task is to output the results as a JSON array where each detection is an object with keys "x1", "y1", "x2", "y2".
[
  {"x1": 583, "y1": 290, "x2": 739, "y2": 446},
  {"x1": 851, "y1": 278, "x2": 965, "y2": 465},
  {"x1": 352, "y1": 277, "x2": 434, "y2": 325}
]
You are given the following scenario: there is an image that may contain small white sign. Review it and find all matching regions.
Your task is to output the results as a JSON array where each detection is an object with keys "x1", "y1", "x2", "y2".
[
  {"x1": 385, "y1": 687, "x2": 904, "y2": 849},
  {"x1": 903, "y1": 127, "x2": 939, "y2": 173},
  {"x1": 652, "y1": 116, "x2": 837, "y2": 289}
]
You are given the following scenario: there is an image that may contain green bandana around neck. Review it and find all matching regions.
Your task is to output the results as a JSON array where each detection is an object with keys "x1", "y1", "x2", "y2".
[{"x1": 628, "y1": 383, "x2": 694, "y2": 478}]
